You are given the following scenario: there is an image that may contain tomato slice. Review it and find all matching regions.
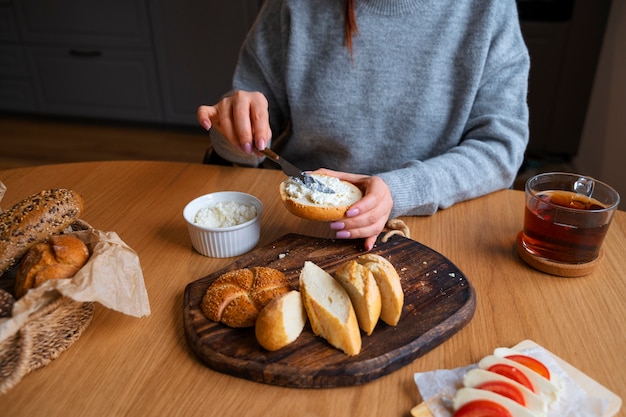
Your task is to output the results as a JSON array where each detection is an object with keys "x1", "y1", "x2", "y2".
[
  {"x1": 505, "y1": 354, "x2": 551, "y2": 380},
  {"x1": 487, "y1": 364, "x2": 535, "y2": 393},
  {"x1": 476, "y1": 381, "x2": 526, "y2": 406},
  {"x1": 453, "y1": 400, "x2": 513, "y2": 417}
]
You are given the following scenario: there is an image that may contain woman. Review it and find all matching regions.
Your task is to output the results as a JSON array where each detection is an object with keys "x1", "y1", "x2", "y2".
[{"x1": 197, "y1": 0, "x2": 530, "y2": 250}]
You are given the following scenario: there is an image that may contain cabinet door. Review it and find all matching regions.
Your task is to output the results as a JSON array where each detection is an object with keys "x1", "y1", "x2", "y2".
[
  {"x1": 0, "y1": 4, "x2": 19, "y2": 41},
  {"x1": 151, "y1": 0, "x2": 261, "y2": 125},
  {"x1": 0, "y1": 45, "x2": 36, "y2": 111},
  {"x1": 26, "y1": 46, "x2": 162, "y2": 122},
  {"x1": 15, "y1": 0, "x2": 152, "y2": 48}
]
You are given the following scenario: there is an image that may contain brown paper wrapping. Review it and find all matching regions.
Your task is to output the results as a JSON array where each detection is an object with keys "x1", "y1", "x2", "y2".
[{"x1": 0, "y1": 224, "x2": 151, "y2": 343}]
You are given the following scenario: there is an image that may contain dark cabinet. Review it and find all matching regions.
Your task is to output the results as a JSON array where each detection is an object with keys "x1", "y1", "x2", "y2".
[
  {"x1": 518, "y1": 0, "x2": 613, "y2": 158},
  {"x1": 0, "y1": 0, "x2": 261, "y2": 125}
]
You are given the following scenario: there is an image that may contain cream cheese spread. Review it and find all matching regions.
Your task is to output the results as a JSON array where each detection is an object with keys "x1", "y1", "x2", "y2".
[
  {"x1": 194, "y1": 201, "x2": 257, "y2": 228},
  {"x1": 284, "y1": 176, "x2": 356, "y2": 206}
]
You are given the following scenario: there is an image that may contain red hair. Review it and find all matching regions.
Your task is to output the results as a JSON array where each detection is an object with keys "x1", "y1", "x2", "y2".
[{"x1": 345, "y1": 0, "x2": 358, "y2": 54}]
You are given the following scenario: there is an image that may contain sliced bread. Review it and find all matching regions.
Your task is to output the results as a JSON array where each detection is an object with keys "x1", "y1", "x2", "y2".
[
  {"x1": 355, "y1": 253, "x2": 404, "y2": 326},
  {"x1": 299, "y1": 261, "x2": 361, "y2": 356},
  {"x1": 334, "y1": 259, "x2": 381, "y2": 335},
  {"x1": 255, "y1": 290, "x2": 307, "y2": 351}
]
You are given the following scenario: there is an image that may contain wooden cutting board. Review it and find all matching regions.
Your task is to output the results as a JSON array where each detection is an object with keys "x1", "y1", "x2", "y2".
[{"x1": 183, "y1": 233, "x2": 475, "y2": 388}]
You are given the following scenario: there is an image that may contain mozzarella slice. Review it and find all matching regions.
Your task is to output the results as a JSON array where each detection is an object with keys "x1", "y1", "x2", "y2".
[
  {"x1": 463, "y1": 368, "x2": 547, "y2": 416},
  {"x1": 453, "y1": 387, "x2": 539, "y2": 417},
  {"x1": 479, "y1": 355, "x2": 562, "y2": 403}
]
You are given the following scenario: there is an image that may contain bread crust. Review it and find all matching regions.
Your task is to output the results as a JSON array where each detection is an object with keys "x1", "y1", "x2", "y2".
[
  {"x1": 14, "y1": 234, "x2": 90, "y2": 299},
  {"x1": 279, "y1": 175, "x2": 362, "y2": 222},
  {"x1": 0, "y1": 188, "x2": 84, "y2": 276},
  {"x1": 201, "y1": 267, "x2": 291, "y2": 328}
]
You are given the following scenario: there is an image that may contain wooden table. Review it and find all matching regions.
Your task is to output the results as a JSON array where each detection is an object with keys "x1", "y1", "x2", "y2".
[{"x1": 0, "y1": 161, "x2": 624, "y2": 416}]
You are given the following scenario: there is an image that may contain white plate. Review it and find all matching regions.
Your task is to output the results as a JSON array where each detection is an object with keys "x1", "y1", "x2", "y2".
[{"x1": 513, "y1": 340, "x2": 622, "y2": 417}]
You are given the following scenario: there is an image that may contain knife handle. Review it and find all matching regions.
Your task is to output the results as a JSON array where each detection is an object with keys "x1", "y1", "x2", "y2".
[{"x1": 260, "y1": 148, "x2": 280, "y2": 162}]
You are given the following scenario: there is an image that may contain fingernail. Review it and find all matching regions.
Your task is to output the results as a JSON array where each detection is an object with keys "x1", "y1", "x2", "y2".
[
  {"x1": 346, "y1": 208, "x2": 360, "y2": 217},
  {"x1": 242, "y1": 143, "x2": 252, "y2": 154},
  {"x1": 257, "y1": 139, "x2": 266, "y2": 150},
  {"x1": 336, "y1": 230, "x2": 351, "y2": 239},
  {"x1": 330, "y1": 221, "x2": 345, "y2": 230},
  {"x1": 201, "y1": 121, "x2": 211, "y2": 131}
]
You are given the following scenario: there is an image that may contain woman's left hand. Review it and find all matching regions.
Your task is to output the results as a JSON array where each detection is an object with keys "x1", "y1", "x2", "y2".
[{"x1": 316, "y1": 168, "x2": 394, "y2": 251}]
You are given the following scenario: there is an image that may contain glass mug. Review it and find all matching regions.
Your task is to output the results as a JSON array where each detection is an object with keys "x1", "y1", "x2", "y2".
[{"x1": 519, "y1": 172, "x2": 620, "y2": 264}]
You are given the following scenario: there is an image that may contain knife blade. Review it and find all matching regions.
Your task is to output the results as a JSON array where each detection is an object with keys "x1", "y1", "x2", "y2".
[{"x1": 260, "y1": 148, "x2": 335, "y2": 194}]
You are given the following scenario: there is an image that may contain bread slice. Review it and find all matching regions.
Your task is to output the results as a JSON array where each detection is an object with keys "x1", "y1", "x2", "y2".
[
  {"x1": 299, "y1": 261, "x2": 361, "y2": 355},
  {"x1": 355, "y1": 254, "x2": 404, "y2": 326},
  {"x1": 410, "y1": 403, "x2": 435, "y2": 417},
  {"x1": 255, "y1": 290, "x2": 307, "y2": 351},
  {"x1": 334, "y1": 260, "x2": 381, "y2": 335},
  {"x1": 279, "y1": 174, "x2": 362, "y2": 222}
]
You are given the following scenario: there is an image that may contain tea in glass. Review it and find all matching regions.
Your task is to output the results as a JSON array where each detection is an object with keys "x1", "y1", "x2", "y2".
[{"x1": 519, "y1": 173, "x2": 620, "y2": 264}]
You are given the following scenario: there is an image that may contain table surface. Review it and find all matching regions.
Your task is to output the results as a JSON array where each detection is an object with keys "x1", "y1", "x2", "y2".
[{"x1": 0, "y1": 161, "x2": 624, "y2": 416}]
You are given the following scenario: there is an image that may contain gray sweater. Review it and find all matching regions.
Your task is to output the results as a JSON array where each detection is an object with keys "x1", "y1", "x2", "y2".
[{"x1": 210, "y1": 0, "x2": 530, "y2": 218}]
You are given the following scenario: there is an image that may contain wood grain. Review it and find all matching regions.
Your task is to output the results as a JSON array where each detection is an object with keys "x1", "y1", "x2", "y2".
[{"x1": 184, "y1": 233, "x2": 476, "y2": 388}]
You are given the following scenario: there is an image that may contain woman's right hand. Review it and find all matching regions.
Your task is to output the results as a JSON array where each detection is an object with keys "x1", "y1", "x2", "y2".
[{"x1": 197, "y1": 90, "x2": 272, "y2": 154}]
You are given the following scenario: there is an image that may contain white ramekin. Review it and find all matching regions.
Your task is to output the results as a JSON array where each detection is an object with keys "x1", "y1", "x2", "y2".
[{"x1": 183, "y1": 191, "x2": 263, "y2": 258}]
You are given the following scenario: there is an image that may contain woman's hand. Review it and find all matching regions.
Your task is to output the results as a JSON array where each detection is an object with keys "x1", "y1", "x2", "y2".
[
  {"x1": 197, "y1": 90, "x2": 271, "y2": 153},
  {"x1": 316, "y1": 168, "x2": 394, "y2": 251}
]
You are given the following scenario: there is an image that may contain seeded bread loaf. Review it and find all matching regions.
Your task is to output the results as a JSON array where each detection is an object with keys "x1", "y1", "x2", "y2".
[
  {"x1": 201, "y1": 267, "x2": 292, "y2": 328},
  {"x1": 0, "y1": 188, "x2": 84, "y2": 276},
  {"x1": 0, "y1": 288, "x2": 15, "y2": 318}
]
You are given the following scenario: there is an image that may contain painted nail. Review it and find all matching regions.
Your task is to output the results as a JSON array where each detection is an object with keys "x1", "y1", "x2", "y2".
[
  {"x1": 330, "y1": 221, "x2": 345, "y2": 230},
  {"x1": 242, "y1": 143, "x2": 253, "y2": 154},
  {"x1": 201, "y1": 121, "x2": 211, "y2": 131},
  {"x1": 336, "y1": 230, "x2": 351, "y2": 239},
  {"x1": 346, "y1": 208, "x2": 359, "y2": 217}
]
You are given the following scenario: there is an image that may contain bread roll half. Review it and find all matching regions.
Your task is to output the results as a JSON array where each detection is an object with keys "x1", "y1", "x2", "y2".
[
  {"x1": 299, "y1": 261, "x2": 361, "y2": 356},
  {"x1": 279, "y1": 174, "x2": 362, "y2": 222},
  {"x1": 255, "y1": 290, "x2": 307, "y2": 351}
]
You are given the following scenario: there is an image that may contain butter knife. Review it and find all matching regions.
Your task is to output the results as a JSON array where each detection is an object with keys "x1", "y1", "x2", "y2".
[{"x1": 260, "y1": 148, "x2": 335, "y2": 194}]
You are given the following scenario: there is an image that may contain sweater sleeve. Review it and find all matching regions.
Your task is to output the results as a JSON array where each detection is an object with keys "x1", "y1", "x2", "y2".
[{"x1": 379, "y1": 4, "x2": 530, "y2": 218}]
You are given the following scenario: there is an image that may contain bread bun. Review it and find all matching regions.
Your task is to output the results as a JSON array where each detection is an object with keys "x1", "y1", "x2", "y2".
[
  {"x1": 334, "y1": 260, "x2": 381, "y2": 335},
  {"x1": 299, "y1": 261, "x2": 361, "y2": 356},
  {"x1": 255, "y1": 290, "x2": 307, "y2": 351},
  {"x1": 355, "y1": 254, "x2": 404, "y2": 326},
  {"x1": 14, "y1": 234, "x2": 90, "y2": 299},
  {"x1": 279, "y1": 174, "x2": 362, "y2": 222},
  {"x1": 0, "y1": 188, "x2": 84, "y2": 276},
  {"x1": 201, "y1": 267, "x2": 291, "y2": 328}
]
